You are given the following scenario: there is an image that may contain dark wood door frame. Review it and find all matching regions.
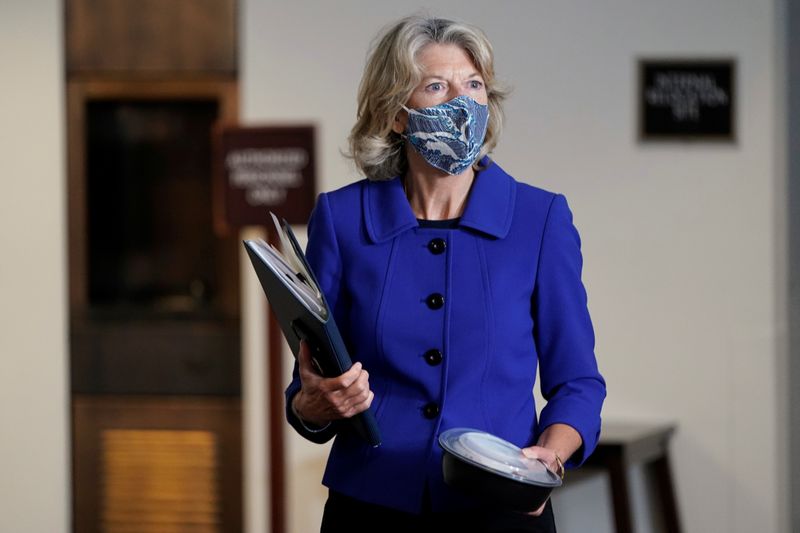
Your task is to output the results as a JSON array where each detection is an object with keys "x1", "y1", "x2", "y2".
[
  {"x1": 267, "y1": 229, "x2": 286, "y2": 533},
  {"x1": 66, "y1": 79, "x2": 239, "y2": 313},
  {"x1": 789, "y1": 1, "x2": 800, "y2": 530},
  {"x1": 66, "y1": 78, "x2": 259, "y2": 533}
]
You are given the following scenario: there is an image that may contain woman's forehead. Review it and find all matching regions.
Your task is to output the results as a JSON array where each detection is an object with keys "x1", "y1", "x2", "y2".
[{"x1": 417, "y1": 43, "x2": 479, "y2": 77}]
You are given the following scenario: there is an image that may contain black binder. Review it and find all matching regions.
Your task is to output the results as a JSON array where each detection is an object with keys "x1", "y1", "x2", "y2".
[{"x1": 243, "y1": 218, "x2": 381, "y2": 447}]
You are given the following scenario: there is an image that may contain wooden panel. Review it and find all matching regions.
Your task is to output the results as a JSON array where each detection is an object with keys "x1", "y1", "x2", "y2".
[
  {"x1": 66, "y1": 0, "x2": 237, "y2": 75},
  {"x1": 102, "y1": 430, "x2": 220, "y2": 533},
  {"x1": 73, "y1": 395, "x2": 242, "y2": 533},
  {"x1": 71, "y1": 318, "x2": 241, "y2": 395},
  {"x1": 67, "y1": 81, "x2": 89, "y2": 310}
]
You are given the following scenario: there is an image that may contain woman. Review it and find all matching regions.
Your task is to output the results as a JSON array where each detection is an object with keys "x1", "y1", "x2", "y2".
[{"x1": 285, "y1": 15, "x2": 605, "y2": 532}]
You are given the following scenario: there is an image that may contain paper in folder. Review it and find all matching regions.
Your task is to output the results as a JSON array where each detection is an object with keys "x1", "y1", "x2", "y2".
[{"x1": 243, "y1": 213, "x2": 381, "y2": 447}]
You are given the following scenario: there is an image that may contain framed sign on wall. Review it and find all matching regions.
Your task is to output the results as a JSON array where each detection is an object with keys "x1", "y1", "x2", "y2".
[
  {"x1": 214, "y1": 125, "x2": 316, "y2": 234},
  {"x1": 638, "y1": 59, "x2": 736, "y2": 141}
]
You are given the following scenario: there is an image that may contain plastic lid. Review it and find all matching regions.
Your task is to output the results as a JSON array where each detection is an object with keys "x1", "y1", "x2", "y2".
[{"x1": 439, "y1": 428, "x2": 562, "y2": 486}]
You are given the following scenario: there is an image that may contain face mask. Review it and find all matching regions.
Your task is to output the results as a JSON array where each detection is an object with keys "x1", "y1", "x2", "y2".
[{"x1": 402, "y1": 95, "x2": 489, "y2": 175}]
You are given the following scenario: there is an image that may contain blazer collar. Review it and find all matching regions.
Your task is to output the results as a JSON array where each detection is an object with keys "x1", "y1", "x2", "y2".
[{"x1": 364, "y1": 157, "x2": 516, "y2": 243}]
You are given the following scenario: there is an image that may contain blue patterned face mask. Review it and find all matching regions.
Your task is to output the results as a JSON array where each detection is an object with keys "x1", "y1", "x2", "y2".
[{"x1": 402, "y1": 95, "x2": 489, "y2": 175}]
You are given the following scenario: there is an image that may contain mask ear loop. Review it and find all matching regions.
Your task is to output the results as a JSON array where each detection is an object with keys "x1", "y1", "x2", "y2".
[
  {"x1": 403, "y1": 104, "x2": 426, "y2": 116},
  {"x1": 397, "y1": 105, "x2": 413, "y2": 140}
]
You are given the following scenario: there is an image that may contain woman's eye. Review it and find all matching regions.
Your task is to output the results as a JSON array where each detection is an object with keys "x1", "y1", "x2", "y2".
[
  {"x1": 427, "y1": 82, "x2": 444, "y2": 92},
  {"x1": 469, "y1": 80, "x2": 484, "y2": 90}
]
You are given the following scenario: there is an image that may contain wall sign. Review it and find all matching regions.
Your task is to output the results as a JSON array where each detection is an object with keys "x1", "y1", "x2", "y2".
[
  {"x1": 214, "y1": 125, "x2": 316, "y2": 233},
  {"x1": 639, "y1": 59, "x2": 735, "y2": 141}
]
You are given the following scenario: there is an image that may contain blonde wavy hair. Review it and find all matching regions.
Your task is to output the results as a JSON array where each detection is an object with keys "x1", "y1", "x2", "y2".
[{"x1": 348, "y1": 16, "x2": 509, "y2": 181}]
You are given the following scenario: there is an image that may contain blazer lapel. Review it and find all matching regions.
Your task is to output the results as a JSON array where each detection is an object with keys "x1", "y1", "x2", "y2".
[{"x1": 363, "y1": 158, "x2": 516, "y2": 243}]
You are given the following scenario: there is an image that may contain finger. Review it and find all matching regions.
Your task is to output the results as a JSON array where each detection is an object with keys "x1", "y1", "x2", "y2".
[
  {"x1": 297, "y1": 341, "x2": 312, "y2": 368},
  {"x1": 521, "y1": 446, "x2": 558, "y2": 473},
  {"x1": 522, "y1": 445, "x2": 554, "y2": 462},
  {"x1": 325, "y1": 370, "x2": 371, "y2": 415},
  {"x1": 324, "y1": 361, "x2": 363, "y2": 390},
  {"x1": 344, "y1": 377, "x2": 372, "y2": 407},
  {"x1": 362, "y1": 390, "x2": 375, "y2": 409},
  {"x1": 521, "y1": 446, "x2": 542, "y2": 459},
  {"x1": 521, "y1": 447, "x2": 535, "y2": 458},
  {"x1": 324, "y1": 374, "x2": 370, "y2": 413},
  {"x1": 344, "y1": 390, "x2": 375, "y2": 418},
  {"x1": 297, "y1": 342, "x2": 319, "y2": 380},
  {"x1": 330, "y1": 375, "x2": 370, "y2": 411},
  {"x1": 527, "y1": 500, "x2": 547, "y2": 517},
  {"x1": 342, "y1": 368, "x2": 370, "y2": 396}
]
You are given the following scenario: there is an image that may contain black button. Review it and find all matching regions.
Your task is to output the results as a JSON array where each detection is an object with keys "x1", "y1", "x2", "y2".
[
  {"x1": 428, "y1": 238, "x2": 446, "y2": 255},
  {"x1": 423, "y1": 402, "x2": 440, "y2": 419},
  {"x1": 424, "y1": 349, "x2": 443, "y2": 366},
  {"x1": 426, "y1": 293, "x2": 444, "y2": 310}
]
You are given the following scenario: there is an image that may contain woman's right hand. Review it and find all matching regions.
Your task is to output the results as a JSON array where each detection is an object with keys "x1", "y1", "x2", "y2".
[{"x1": 292, "y1": 340, "x2": 374, "y2": 427}]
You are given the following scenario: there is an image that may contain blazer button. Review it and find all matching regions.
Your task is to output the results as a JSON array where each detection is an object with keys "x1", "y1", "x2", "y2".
[
  {"x1": 424, "y1": 349, "x2": 443, "y2": 366},
  {"x1": 427, "y1": 238, "x2": 446, "y2": 255},
  {"x1": 423, "y1": 402, "x2": 440, "y2": 419},
  {"x1": 426, "y1": 293, "x2": 444, "y2": 310}
]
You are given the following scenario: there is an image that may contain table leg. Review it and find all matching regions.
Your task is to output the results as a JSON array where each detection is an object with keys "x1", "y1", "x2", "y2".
[
  {"x1": 606, "y1": 452, "x2": 634, "y2": 533},
  {"x1": 653, "y1": 454, "x2": 682, "y2": 533}
]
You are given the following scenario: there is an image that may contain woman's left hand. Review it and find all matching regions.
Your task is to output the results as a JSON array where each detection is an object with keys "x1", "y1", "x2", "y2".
[
  {"x1": 520, "y1": 423, "x2": 581, "y2": 515},
  {"x1": 520, "y1": 445, "x2": 559, "y2": 516}
]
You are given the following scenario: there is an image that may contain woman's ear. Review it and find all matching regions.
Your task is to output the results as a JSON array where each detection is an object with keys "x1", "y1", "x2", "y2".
[{"x1": 392, "y1": 110, "x2": 407, "y2": 135}]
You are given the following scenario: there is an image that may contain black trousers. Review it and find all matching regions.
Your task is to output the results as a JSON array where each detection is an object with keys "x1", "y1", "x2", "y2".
[{"x1": 321, "y1": 490, "x2": 557, "y2": 533}]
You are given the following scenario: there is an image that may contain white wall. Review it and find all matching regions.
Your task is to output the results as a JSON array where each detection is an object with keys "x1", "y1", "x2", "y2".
[
  {"x1": 0, "y1": 1, "x2": 69, "y2": 532},
  {"x1": 242, "y1": 1, "x2": 788, "y2": 532}
]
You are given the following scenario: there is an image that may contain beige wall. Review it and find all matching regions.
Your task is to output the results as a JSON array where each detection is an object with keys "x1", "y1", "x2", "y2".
[
  {"x1": 0, "y1": 1, "x2": 785, "y2": 532},
  {"x1": 0, "y1": 1, "x2": 69, "y2": 532},
  {"x1": 242, "y1": 1, "x2": 788, "y2": 532}
]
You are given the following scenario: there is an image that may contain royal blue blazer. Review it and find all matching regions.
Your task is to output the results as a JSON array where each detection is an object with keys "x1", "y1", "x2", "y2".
[{"x1": 285, "y1": 159, "x2": 606, "y2": 514}]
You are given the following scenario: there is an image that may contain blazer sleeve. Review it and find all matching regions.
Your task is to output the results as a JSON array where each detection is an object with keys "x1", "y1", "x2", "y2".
[
  {"x1": 533, "y1": 194, "x2": 606, "y2": 467},
  {"x1": 284, "y1": 192, "x2": 342, "y2": 443}
]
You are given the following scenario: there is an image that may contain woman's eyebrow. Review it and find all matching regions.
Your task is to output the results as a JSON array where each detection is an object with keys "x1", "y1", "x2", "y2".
[{"x1": 421, "y1": 72, "x2": 482, "y2": 80}]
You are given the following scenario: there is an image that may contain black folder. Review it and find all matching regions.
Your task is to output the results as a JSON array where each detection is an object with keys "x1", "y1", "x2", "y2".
[{"x1": 243, "y1": 218, "x2": 381, "y2": 447}]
